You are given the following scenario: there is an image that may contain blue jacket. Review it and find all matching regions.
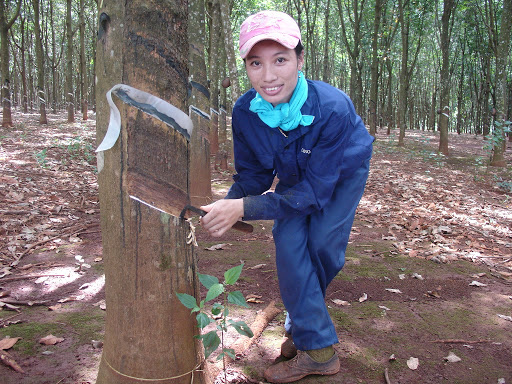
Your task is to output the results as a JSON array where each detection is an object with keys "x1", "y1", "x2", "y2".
[{"x1": 226, "y1": 79, "x2": 374, "y2": 220}]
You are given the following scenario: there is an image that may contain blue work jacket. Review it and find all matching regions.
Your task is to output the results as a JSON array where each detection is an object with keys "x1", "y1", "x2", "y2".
[{"x1": 226, "y1": 79, "x2": 374, "y2": 220}]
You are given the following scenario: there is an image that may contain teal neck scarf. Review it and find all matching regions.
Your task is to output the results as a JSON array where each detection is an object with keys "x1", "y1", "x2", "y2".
[{"x1": 249, "y1": 71, "x2": 315, "y2": 132}]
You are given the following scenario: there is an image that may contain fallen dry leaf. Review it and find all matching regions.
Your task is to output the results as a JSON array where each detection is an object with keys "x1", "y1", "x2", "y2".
[
  {"x1": 246, "y1": 297, "x2": 264, "y2": 303},
  {"x1": 248, "y1": 264, "x2": 266, "y2": 270},
  {"x1": 0, "y1": 337, "x2": 21, "y2": 350},
  {"x1": 407, "y1": 357, "x2": 419, "y2": 370},
  {"x1": 358, "y1": 293, "x2": 368, "y2": 302},
  {"x1": 444, "y1": 351, "x2": 462, "y2": 362},
  {"x1": 48, "y1": 304, "x2": 62, "y2": 311},
  {"x1": 497, "y1": 314, "x2": 512, "y2": 322},
  {"x1": 332, "y1": 299, "x2": 351, "y2": 306},
  {"x1": 204, "y1": 243, "x2": 230, "y2": 251},
  {"x1": 385, "y1": 288, "x2": 403, "y2": 294},
  {"x1": 39, "y1": 334, "x2": 64, "y2": 345},
  {"x1": 469, "y1": 280, "x2": 487, "y2": 287}
]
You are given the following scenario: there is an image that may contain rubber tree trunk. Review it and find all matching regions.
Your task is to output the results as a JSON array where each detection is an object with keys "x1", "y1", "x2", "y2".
[
  {"x1": 490, "y1": 0, "x2": 512, "y2": 167},
  {"x1": 438, "y1": 0, "x2": 455, "y2": 156},
  {"x1": 95, "y1": 2, "x2": 206, "y2": 383},
  {"x1": 79, "y1": 0, "x2": 88, "y2": 121},
  {"x1": 368, "y1": 0, "x2": 382, "y2": 137},
  {"x1": 208, "y1": 0, "x2": 221, "y2": 156},
  {"x1": 0, "y1": 0, "x2": 21, "y2": 128},
  {"x1": 33, "y1": 0, "x2": 48, "y2": 124},
  {"x1": 188, "y1": 0, "x2": 212, "y2": 206},
  {"x1": 65, "y1": 0, "x2": 74, "y2": 123}
]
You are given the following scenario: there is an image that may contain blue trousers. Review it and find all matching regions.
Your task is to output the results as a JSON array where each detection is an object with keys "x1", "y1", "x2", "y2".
[{"x1": 272, "y1": 158, "x2": 370, "y2": 351}]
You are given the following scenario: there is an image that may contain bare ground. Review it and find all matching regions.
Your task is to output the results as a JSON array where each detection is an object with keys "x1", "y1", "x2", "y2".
[{"x1": 1, "y1": 112, "x2": 511, "y2": 383}]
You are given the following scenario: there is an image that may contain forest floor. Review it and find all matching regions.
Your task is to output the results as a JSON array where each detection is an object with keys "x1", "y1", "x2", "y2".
[{"x1": 0, "y1": 111, "x2": 511, "y2": 384}]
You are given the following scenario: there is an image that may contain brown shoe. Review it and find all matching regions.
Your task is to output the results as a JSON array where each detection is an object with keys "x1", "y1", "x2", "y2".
[
  {"x1": 280, "y1": 335, "x2": 297, "y2": 359},
  {"x1": 264, "y1": 350, "x2": 340, "y2": 383}
]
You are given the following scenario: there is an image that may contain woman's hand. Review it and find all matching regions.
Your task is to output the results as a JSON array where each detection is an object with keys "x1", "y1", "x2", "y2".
[{"x1": 200, "y1": 199, "x2": 244, "y2": 237}]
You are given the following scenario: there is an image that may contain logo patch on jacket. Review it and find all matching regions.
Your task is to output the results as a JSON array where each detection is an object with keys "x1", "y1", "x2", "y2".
[{"x1": 301, "y1": 148, "x2": 311, "y2": 154}]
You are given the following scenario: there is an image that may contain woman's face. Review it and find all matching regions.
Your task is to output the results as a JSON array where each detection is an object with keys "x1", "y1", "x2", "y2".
[{"x1": 245, "y1": 40, "x2": 304, "y2": 106}]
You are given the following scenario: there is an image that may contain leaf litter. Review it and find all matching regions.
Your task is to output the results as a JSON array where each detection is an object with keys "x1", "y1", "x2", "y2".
[{"x1": 1, "y1": 119, "x2": 511, "y2": 382}]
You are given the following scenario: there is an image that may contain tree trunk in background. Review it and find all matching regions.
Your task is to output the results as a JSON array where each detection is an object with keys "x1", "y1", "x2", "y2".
[
  {"x1": 79, "y1": 0, "x2": 88, "y2": 120},
  {"x1": 95, "y1": 1, "x2": 206, "y2": 383},
  {"x1": 438, "y1": 0, "x2": 455, "y2": 155},
  {"x1": 385, "y1": 59, "x2": 393, "y2": 134},
  {"x1": 397, "y1": 0, "x2": 410, "y2": 146},
  {"x1": 369, "y1": 0, "x2": 382, "y2": 137},
  {"x1": 456, "y1": 31, "x2": 466, "y2": 135},
  {"x1": 216, "y1": 53, "x2": 229, "y2": 170},
  {"x1": 0, "y1": 0, "x2": 21, "y2": 127},
  {"x1": 19, "y1": 15, "x2": 28, "y2": 113},
  {"x1": 50, "y1": 0, "x2": 58, "y2": 114},
  {"x1": 208, "y1": 0, "x2": 221, "y2": 156},
  {"x1": 322, "y1": 0, "x2": 331, "y2": 83},
  {"x1": 490, "y1": 0, "x2": 512, "y2": 166},
  {"x1": 32, "y1": 0, "x2": 48, "y2": 124},
  {"x1": 188, "y1": 0, "x2": 212, "y2": 206},
  {"x1": 66, "y1": 0, "x2": 74, "y2": 122},
  {"x1": 219, "y1": 0, "x2": 240, "y2": 105},
  {"x1": 337, "y1": 0, "x2": 365, "y2": 114}
]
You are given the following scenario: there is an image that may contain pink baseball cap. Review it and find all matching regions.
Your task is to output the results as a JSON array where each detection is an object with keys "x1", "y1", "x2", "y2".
[{"x1": 239, "y1": 11, "x2": 301, "y2": 59}]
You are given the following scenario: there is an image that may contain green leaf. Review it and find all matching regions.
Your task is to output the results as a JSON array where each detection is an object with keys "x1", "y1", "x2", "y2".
[
  {"x1": 228, "y1": 291, "x2": 250, "y2": 308},
  {"x1": 224, "y1": 263, "x2": 244, "y2": 285},
  {"x1": 176, "y1": 293, "x2": 198, "y2": 310},
  {"x1": 223, "y1": 348, "x2": 236, "y2": 360},
  {"x1": 198, "y1": 273, "x2": 219, "y2": 289},
  {"x1": 200, "y1": 330, "x2": 221, "y2": 358},
  {"x1": 205, "y1": 283, "x2": 225, "y2": 302},
  {"x1": 196, "y1": 313, "x2": 211, "y2": 329},
  {"x1": 228, "y1": 320, "x2": 254, "y2": 338},
  {"x1": 211, "y1": 302, "x2": 223, "y2": 316}
]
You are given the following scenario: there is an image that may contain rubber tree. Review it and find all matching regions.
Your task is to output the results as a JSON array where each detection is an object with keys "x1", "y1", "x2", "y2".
[
  {"x1": 95, "y1": 1, "x2": 206, "y2": 383},
  {"x1": 32, "y1": 0, "x2": 48, "y2": 124},
  {"x1": 188, "y1": 0, "x2": 212, "y2": 206},
  {"x1": 438, "y1": 0, "x2": 456, "y2": 155},
  {"x1": 490, "y1": 0, "x2": 512, "y2": 166},
  {"x1": 0, "y1": 0, "x2": 22, "y2": 127}
]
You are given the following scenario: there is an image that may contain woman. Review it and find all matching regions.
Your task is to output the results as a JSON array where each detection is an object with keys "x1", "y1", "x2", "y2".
[{"x1": 201, "y1": 10, "x2": 374, "y2": 383}]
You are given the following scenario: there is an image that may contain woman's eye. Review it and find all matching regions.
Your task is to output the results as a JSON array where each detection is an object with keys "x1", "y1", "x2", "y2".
[
  {"x1": 276, "y1": 57, "x2": 286, "y2": 64},
  {"x1": 250, "y1": 60, "x2": 260, "y2": 67}
]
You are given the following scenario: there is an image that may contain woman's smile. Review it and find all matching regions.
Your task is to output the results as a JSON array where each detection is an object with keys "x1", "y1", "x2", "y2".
[{"x1": 245, "y1": 40, "x2": 304, "y2": 106}]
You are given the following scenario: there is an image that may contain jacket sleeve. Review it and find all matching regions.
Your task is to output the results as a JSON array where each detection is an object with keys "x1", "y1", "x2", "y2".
[
  {"x1": 242, "y1": 110, "x2": 373, "y2": 220},
  {"x1": 225, "y1": 109, "x2": 275, "y2": 200}
]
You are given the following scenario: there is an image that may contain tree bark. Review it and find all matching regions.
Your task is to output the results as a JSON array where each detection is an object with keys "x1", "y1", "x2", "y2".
[
  {"x1": 79, "y1": 0, "x2": 88, "y2": 120},
  {"x1": 32, "y1": 0, "x2": 48, "y2": 124},
  {"x1": 438, "y1": 0, "x2": 456, "y2": 155},
  {"x1": 336, "y1": 0, "x2": 365, "y2": 114},
  {"x1": 369, "y1": 0, "x2": 383, "y2": 137},
  {"x1": 322, "y1": 0, "x2": 331, "y2": 83},
  {"x1": 95, "y1": 2, "x2": 206, "y2": 383},
  {"x1": 397, "y1": 0, "x2": 410, "y2": 146},
  {"x1": 188, "y1": 0, "x2": 212, "y2": 206},
  {"x1": 0, "y1": 0, "x2": 22, "y2": 128},
  {"x1": 66, "y1": 0, "x2": 74, "y2": 123},
  {"x1": 219, "y1": 0, "x2": 240, "y2": 105},
  {"x1": 490, "y1": 0, "x2": 512, "y2": 166},
  {"x1": 208, "y1": 0, "x2": 221, "y2": 156}
]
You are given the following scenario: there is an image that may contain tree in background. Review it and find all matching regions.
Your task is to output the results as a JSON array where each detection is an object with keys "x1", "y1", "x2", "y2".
[
  {"x1": 65, "y1": 0, "x2": 74, "y2": 123},
  {"x1": 32, "y1": 0, "x2": 47, "y2": 124},
  {"x1": 438, "y1": 0, "x2": 457, "y2": 155},
  {"x1": 0, "y1": 0, "x2": 21, "y2": 127},
  {"x1": 189, "y1": 0, "x2": 213, "y2": 205},
  {"x1": 490, "y1": 0, "x2": 512, "y2": 166}
]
